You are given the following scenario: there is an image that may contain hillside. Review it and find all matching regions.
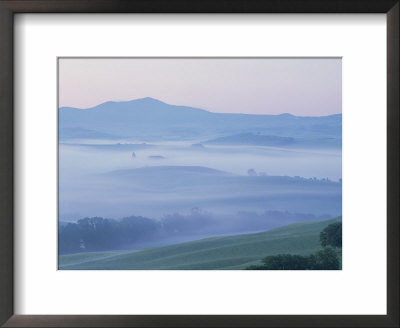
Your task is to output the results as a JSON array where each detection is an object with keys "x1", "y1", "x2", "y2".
[
  {"x1": 59, "y1": 217, "x2": 341, "y2": 270},
  {"x1": 99, "y1": 166, "x2": 342, "y2": 217},
  {"x1": 205, "y1": 133, "x2": 295, "y2": 146},
  {"x1": 205, "y1": 132, "x2": 341, "y2": 149},
  {"x1": 59, "y1": 97, "x2": 342, "y2": 141}
]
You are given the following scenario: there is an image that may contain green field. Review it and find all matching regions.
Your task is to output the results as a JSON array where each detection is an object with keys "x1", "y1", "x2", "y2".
[{"x1": 59, "y1": 217, "x2": 341, "y2": 270}]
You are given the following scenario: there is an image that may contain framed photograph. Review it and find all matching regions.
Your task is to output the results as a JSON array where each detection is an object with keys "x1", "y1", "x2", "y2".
[
  {"x1": 0, "y1": 0, "x2": 398, "y2": 327},
  {"x1": 57, "y1": 57, "x2": 343, "y2": 271}
]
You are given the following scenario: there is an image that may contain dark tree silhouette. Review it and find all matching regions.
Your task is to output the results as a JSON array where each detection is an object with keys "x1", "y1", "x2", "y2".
[
  {"x1": 246, "y1": 221, "x2": 342, "y2": 270},
  {"x1": 58, "y1": 216, "x2": 160, "y2": 255},
  {"x1": 320, "y1": 222, "x2": 342, "y2": 248},
  {"x1": 309, "y1": 247, "x2": 340, "y2": 270},
  {"x1": 260, "y1": 254, "x2": 311, "y2": 270}
]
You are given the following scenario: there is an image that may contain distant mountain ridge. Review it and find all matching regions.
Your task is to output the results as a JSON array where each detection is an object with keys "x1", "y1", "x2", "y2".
[{"x1": 59, "y1": 97, "x2": 342, "y2": 142}]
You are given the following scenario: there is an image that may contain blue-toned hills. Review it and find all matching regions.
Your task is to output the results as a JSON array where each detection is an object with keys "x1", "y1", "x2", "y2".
[
  {"x1": 59, "y1": 97, "x2": 342, "y2": 143},
  {"x1": 98, "y1": 165, "x2": 342, "y2": 217},
  {"x1": 206, "y1": 133, "x2": 295, "y2": 146}
]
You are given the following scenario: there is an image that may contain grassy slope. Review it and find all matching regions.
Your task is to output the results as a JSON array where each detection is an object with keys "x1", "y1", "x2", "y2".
[{"x1": 59, "y1": 217, "x2": 341, "y2": 270}]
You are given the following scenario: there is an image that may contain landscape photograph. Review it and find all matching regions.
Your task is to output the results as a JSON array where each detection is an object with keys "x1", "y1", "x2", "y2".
[{"x1": 58, "y1": 58, "x2": 342, "y2": 270}]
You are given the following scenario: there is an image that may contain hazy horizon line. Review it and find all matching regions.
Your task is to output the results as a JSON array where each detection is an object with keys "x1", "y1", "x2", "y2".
[{"x1": 59, "y1": 96, "x2": 342, "y2": 117}]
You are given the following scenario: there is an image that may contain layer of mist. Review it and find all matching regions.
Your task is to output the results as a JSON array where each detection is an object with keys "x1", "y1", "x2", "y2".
[
  {"x1": 59, "y1": 142, "x2": 341, "y2": 220},
  {"x1": 58, "y1": 98, "x2": 342, "y2": 253}
]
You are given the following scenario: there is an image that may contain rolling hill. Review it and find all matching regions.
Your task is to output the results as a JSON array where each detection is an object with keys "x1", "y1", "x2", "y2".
[
  {"x1": 59, "y1": 216, "x2": 341, "y2": 270},
  {"x1": 99, "y1": 166, "x2": 342, "y2": 217},
  {"x1": 59, "y1": 97, "x2": 342, "y2": 141},
  {"x1": 205, "y1": 133, "x2": 295, "y2": 146},
  {"x1": 205, "y1": 132, "x2": 341, "y2": 149}
]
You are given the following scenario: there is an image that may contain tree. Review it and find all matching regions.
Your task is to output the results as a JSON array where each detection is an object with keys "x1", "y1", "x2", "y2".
[
  {"x1": 58, "y1": 215, "x2": 160, "y2": 255},
  {"x1": 309, "y1": 247, "x2": 340, "y2": 270},
  {"x1": 247, "y1": 168, "x2": 257, "y2": 176},
  {"x1": 246, "y1": 249, "x2": 340, "y2": 270},
  {"x1": 261, "y1": 254, "x2": 310, "y2": 270},
  {"x1": 320, "y1": 222, "x2": 342, "y2": 248},
  {"x1": 246, "y1": 221, "x2": 342, "y2": 270}
]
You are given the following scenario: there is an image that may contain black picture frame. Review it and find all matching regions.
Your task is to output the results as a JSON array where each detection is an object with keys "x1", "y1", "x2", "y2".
[{"x1": 0, "y1": 1, "x2": 398, "y2": 327}]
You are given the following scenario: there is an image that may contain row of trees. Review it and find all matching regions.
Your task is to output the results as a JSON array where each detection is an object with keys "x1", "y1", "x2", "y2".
[
  {"x1": 59, "y1": 210, "x2": 330, "y2": 255},
  {"x1": 246, "y1": 222, "x2": 342, "y2": 270},
  {"x1": 59, "y1": 216, "x2": 159, "y2": 254}
]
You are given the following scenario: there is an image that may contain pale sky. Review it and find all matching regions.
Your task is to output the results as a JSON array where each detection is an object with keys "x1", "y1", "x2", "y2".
[{"x1": 59, "y1": 58, "x2": 341, "y2": 116}]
